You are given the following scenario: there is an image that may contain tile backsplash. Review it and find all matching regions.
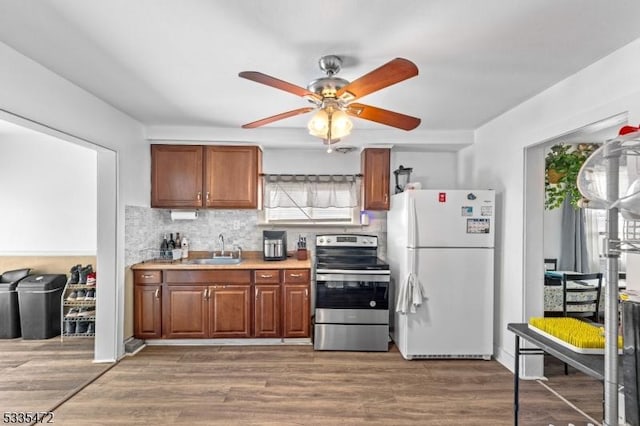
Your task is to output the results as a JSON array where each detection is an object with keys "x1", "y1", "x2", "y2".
[{"x1": 125, "y1": 206, "x2": 387, "y2": 267}]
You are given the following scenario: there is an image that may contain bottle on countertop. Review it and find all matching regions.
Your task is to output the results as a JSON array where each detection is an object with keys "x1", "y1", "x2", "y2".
[
  {"x1": 160, "y1": 234, "x2": 169, "y2": 259},
  {"x1": 181, "y1": 235, "x2": 189, "y2": 259},
  {"x1": 175, "y1": 232, "x2": 181, "y2": 250},
  {"x1": 169, "y1": 233, "x2": 176, "y2": 250}
]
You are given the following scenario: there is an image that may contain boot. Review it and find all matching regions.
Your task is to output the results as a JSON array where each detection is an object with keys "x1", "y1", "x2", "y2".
[
  {"x1": 78, "y1": 264, "x2": 93, "y2": 284},
  {"x1": 69, "y1": 264, "x2": 80, "y2": 284}
]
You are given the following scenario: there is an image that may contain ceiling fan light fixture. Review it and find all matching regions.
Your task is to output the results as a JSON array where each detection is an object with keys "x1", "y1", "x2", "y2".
[
  {"x1": 307, "y1": 108, "x2": 353, "y2": 141},
  {"x1": 308, "y1": 108, "x2": 329, "y2": 137}
]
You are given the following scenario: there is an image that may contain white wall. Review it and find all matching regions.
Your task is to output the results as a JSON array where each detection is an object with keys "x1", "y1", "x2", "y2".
[
  {"x1": 263, "y1": 148, "x2": 460, "y2": 199},
  {"x1": 263, "y1": 149, "x2": 361, "y2": 174},
  {"x1": 0, "y1": 127, "x2": 96, "y2": 254},
  {"x1": 463, "y1": 36, "x2": 640, "y2": 372},
  {"x1": 392, "y1": 150, "x2": 458, "y2": 189},
  {"x1": 0, "y1": 41, "x2": 148, "y2": 362},
  {"x1": 543, "y1": 207, "x2": 563, "y2": 262}
]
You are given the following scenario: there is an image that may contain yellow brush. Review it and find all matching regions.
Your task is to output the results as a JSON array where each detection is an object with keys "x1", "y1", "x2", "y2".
[{"x1": 529, "y1": 317, "x2": 622, "y2": 349}]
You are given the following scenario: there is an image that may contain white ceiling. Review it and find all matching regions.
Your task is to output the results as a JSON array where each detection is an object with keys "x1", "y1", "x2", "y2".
[{"x1": 2, "y1": 0, "x2": 640, "y2": 150}]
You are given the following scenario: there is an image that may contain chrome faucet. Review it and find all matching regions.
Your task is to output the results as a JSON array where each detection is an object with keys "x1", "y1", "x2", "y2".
[{"x1": 218, "y1": 233, "x2": 225, "y2": 257}]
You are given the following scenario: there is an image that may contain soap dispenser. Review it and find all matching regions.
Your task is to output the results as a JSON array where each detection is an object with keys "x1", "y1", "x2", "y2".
[{"x1": 181, "y1": 236, "x2": 189, "y2": 259}]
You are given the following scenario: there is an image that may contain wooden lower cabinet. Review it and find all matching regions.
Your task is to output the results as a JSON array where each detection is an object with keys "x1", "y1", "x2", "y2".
[
  {"x1": 283, "y1": 284, "x2": 310, "y2": 338},
  {"x1": 282, "y1": 269, "x2": 311, "y2": 338},
  {"x1": 133, "y1": 284, "x2": 162, "y2": 339},
  {"x1": 134, "y1": 268, "x2": 310, "y2": 340},
  {"x1": 133, "y1": 270, "x2": 163, "y2": 339},
  {"x1": 164, "y1": 285, "x2": 209, "y2": 338},
  {"x1": 254, "y1": 284, "x2": 281, "y2": 337},
  {"x1": 209, "y1": 284, "x2": 251, "y2": 338}
]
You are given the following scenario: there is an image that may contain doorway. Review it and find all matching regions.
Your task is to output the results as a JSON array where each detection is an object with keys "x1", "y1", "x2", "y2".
[
  {"x1": 522, "y1": 113, "x2": 626, "y2": 378},
  {"x1": 0, "y1": 112, "x2": 119, "y2": 362}
]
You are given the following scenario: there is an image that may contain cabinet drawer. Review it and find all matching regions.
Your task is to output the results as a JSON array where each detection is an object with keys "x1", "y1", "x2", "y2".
[
  {"x1": 254, "y1": 270, "x2": 281, "y2": 284},
  {"x1": 283, "y1": 269, "x2": 309, "y2": 283},
  {"x1": 165, "y1": 269, "x2": 251, "y2": 284},
  {"x1": 134, "y1": 270, "x2": 162, "y2": 284}
]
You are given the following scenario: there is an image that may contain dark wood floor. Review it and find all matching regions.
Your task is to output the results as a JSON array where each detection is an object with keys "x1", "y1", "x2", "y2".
[{"x1": 37, "y1": 344, "x2": 604, "y2": 425}]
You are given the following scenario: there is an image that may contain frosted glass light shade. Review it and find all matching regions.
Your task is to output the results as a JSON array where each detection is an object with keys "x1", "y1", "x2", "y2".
[
  {"x1": 308, "y1": 108, "x2": 352, "y2": 140},
  {"x1": 330, "y1": 110, "x2": 353, "y2": 139}
]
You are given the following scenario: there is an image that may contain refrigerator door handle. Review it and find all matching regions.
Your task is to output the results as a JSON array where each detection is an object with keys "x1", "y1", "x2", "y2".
[{"x1": 408, "y1": 195, "x2": 417, "y2": 248}]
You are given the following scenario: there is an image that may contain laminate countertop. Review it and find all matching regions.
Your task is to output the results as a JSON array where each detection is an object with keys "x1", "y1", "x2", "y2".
[{"x1": 131, "y1": 251, "x2": 312, "y2": 271}]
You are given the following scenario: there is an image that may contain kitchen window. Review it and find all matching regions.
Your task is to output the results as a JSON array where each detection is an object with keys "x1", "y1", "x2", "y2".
[{"x1": 260, "y1": 174, "x2": 361, "y2": 224}]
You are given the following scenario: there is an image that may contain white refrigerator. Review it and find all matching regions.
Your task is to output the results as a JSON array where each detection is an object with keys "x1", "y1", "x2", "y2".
[{"x1": 387, "y1": 189, "x2": 495, "y2": 360}]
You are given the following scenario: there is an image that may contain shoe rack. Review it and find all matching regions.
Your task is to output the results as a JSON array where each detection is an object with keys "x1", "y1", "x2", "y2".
[{"x1": 60, "y1": 268, "x2": 96, "y2": 341}]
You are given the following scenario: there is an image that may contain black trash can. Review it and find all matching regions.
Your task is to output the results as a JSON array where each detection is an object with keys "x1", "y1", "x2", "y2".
[
  {"x1": 0, "y1": 268, "x2": 31, "y2": 338},
  {"x1": 17, "y1": 274, "x2": 66, "y2": 339}
]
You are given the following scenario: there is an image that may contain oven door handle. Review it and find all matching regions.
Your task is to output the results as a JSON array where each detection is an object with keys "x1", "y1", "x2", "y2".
[
  {"x1": 316, "y1": 273, "x2": 390, "y2": 283},
  {"x1": 315, "y1": 269, "x2": 390, "y2": 275}
]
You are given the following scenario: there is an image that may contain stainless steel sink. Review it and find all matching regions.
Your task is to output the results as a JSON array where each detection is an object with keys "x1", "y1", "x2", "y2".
[{"x1": 186, "y1": 257, "x2": 242, "y2": 265}]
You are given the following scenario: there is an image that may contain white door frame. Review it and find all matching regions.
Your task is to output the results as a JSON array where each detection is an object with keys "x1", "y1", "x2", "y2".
[
  {"x1": 0, "y1": 110, "x2": 119, "y2": 362},
  {"x1": 521, "y1": 113, "x2": 626, "y2": 378}
]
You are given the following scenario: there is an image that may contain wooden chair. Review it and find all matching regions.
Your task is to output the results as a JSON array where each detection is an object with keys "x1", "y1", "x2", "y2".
[
  {"x1": 544, "y1": 258, "x2": 558, "y2": 271},
  {"x1": 561, "y1": 272, "x2": 603, "y2": 323},
  {"x1": 559, "y1": 272, "x2": 603, "y2": 375},
  {"x1": 544, "y1": 258, "x2": 559, "y2": 286}
]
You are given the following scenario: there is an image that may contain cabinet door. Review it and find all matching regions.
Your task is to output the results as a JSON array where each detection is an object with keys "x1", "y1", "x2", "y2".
[
  {"x1": 151, "y1": 145, "x2": 204, "y2": 208},
  {"x1": 254, "y1": 284, "x2": 281, "y2": 338},
  {"x1": 204, "y1": 146, "x2": 260, "y2": 208},
  {"x1": 164, "y1": 285, "x2": 208, "y2": 338},
  {"x1": 134, "y1": 284, "x2": 162, "y2": 339},
  {"x1": 283, "y1": 284, "x2": 310, "y2": 338},
  {"x1": 209, "y1": 285, "x2": 251, "y2": 338},
  {"x1": 361, "y1": 148, "x2": 390, "y2": 210}
]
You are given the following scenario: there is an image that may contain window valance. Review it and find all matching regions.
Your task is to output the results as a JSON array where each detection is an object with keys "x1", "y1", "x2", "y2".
[{"x1": 262, "y1": 174, "x2": 360, "y2": 209}]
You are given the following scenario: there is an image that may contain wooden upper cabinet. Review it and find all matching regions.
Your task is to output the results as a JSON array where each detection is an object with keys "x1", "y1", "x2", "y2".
[
  {"x1": 151, "y1": 145, "x2": 204, "y2": 208},
  {"x1": 204, "y1": 146, "x2": 261, "y2": 209},
  {"x1": 361, "y1": 148, "x2": 391, "y2": 210},
  {"x1": 151, "y1": 144, "x2": 261, "y2": 209}
]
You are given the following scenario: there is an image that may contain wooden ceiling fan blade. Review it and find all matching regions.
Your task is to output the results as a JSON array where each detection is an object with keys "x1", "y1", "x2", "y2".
[
  {"x1": 241, "y1": 107, "x2": 315, "y2": 129},
  {"x1": 239, "y1": 71, "x2": 321, "y2": 102},
  {"x1": 337, "y1": 58, "x2": 418, "y2": 102},
  {"x1": 347, "y1": 103, "x2": 421, "y2": 131}
]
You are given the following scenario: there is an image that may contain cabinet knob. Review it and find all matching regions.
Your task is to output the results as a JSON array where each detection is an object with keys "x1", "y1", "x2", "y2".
[
  {"x1": 155, "y1": 288, "x2": 160, "y2": 299},
  {"x1": 260, "y1": 274, "x2": 273, "y2": 278},
  {"x1": 197, "y1": 191, "x2": 202, "y2": 201},
  {"x1": 206, "y1": 192, "x2": 210, "y2": 202},
  {"x1": 203, "y1": 289, "x2": 208, "y2": 299},
  {"x1": 384, "y1": 193, "x2": 388, "y2": 204},
  {"x1": 290, "y1": 273, "x2": 302, "y2": 278},
  {"x1": 142, "y1": 274, "x2": 154, "y2": 278}
]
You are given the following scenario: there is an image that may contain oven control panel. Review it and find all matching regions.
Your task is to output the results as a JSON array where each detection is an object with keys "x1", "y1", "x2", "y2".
[{"x1": 316, "y1": 234, "x2": 378, "y2": 248}]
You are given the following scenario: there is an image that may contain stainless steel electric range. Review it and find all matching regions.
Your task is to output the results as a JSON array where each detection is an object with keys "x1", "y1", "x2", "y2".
[{"x1": 313, "y1": 234, "x2": 390, "y2": 352}]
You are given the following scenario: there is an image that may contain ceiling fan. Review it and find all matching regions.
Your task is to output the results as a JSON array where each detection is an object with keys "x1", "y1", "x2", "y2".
[{"x1": 238, "y1": 55, "x2": 421, "y2": 145}]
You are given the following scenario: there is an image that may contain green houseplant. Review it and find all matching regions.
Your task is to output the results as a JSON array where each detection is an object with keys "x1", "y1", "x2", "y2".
[{"x1": 545, "y1": 143, "x2": 598, "y2": 210}]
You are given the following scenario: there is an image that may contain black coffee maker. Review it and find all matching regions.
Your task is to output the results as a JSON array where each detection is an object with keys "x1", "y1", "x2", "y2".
[{"x1": 263, "y1": 230, "x2": 287, "y2": 261}]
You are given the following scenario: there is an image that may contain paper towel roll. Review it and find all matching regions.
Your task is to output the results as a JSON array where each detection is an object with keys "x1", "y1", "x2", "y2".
[{"x1": 170, "y1": 210, "x2": 198, "y2": 221}]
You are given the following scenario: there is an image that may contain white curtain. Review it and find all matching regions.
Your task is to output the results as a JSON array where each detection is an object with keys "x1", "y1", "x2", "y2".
[{"x1": 263, "y1": 175, "x2": 359, "y2": 209}]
